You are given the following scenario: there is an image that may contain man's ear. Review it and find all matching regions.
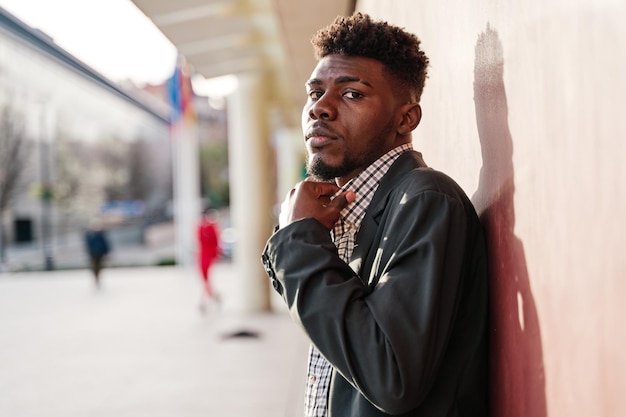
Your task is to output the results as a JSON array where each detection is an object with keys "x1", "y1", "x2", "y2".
[{"x1": 397, "y1": 103, "x2": 422, "y2": 135}]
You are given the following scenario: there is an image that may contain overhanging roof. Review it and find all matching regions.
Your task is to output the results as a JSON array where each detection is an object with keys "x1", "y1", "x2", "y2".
[{"x1": 131, "y1": 0, "x2": 354, "y2": 126}]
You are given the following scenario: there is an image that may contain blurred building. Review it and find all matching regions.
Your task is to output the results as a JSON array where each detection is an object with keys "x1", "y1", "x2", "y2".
[
  {"x1": 0, "y1": 6, "x2": 226, "y2": 271},
  {"x1": 131, "y1": 78, "x2": 229, "y2": 210}
]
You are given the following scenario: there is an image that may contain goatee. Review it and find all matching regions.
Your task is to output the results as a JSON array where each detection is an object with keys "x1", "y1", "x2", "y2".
[{"x1": 306, "y1": 156, "x2": 351, "y2": 181}]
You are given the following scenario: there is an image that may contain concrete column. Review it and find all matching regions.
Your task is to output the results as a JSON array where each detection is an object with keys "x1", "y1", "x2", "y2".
[
  {"x1": 227, "y1": 72, "x2": 272, "y2": 312},
  {"x1": 274, "y1": 127, "x2": 305, "y2": 202},
  {"x1": 268, "y1": 127, "x2": 305, "y2": 311}
]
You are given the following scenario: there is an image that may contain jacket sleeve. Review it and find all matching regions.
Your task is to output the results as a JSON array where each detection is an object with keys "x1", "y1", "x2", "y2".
[{"x1": 261, "y1": 190, "x2": 469, "y2": 414}]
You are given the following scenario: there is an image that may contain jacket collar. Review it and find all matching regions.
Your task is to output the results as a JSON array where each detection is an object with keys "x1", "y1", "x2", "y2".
[{"x1": 348, "y1": 151, "x2": 428, "y2": 278}]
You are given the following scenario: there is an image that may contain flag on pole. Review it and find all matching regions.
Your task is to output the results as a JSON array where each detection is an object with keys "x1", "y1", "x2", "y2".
[
  {"x1": 166, "y1": 55, "x2": 196, "y2": 127},
  {"x1": 167, "y1": 55, "x2": 201, "y2": 267}
]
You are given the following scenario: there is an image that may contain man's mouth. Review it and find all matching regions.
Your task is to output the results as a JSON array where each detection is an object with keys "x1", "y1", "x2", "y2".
[
  {"x1": 307, "y1": 135, "x2": 334, "y2": 148},
  {"x1": 305, "y1": 125, "x2": 338, "y2": 148}
]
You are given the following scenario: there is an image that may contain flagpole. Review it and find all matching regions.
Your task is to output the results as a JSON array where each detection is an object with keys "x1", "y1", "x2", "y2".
[
  {"x1": 168, "y1": 56, "x2": 200, "y2": 269},
  {"x1": 171, "y1": 122, "x2": 200, "y2": 268}
]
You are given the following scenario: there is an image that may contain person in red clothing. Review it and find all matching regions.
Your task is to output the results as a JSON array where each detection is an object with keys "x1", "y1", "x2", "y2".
[{"x1": 197, "y1": 209, "x2": 221, "y2": 311}]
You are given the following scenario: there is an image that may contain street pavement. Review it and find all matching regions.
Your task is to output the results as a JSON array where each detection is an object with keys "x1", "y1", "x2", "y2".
[{"x1": 0, "y1": 262, "x2": 309, "y2": 417}]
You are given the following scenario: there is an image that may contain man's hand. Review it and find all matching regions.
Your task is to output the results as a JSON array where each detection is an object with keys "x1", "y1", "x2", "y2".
[{"x1": 279, "y1": 180, "x2": 356, "y2": 229}]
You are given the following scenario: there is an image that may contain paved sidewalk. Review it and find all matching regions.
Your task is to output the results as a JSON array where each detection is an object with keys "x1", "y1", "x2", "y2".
[{"x1": 0, "y1": 263, "x2": 308, "y2": 417}]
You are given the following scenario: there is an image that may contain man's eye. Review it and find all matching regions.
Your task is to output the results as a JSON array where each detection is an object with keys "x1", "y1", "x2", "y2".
[
  {"x1": 308, "y1": 90, "x2": 323, "y2": 100},
  {"x1": 343, "y1": 91, "x2": 362, "y2": 99}
]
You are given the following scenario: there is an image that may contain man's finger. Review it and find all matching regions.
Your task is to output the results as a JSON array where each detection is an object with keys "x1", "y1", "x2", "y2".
[
  {"x1": 330, "y1": 191, "x2": 356, "y2": 210},
  {"x1": 301, "y1": 178, "x2": 340, "y2": 196},
  {"x1": 313, "y1": 182, "x2": 341, "y2": 199}
]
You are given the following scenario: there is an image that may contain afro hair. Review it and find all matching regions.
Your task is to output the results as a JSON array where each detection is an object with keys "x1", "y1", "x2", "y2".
[{"x1": 311, "y1": 13, "x2": 429, "y2": 102}]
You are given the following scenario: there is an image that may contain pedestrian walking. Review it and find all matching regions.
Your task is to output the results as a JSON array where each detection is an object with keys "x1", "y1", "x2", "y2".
[
  {"x1": 197, "y1": 209, "x2": 221, "y2": 312},
  {"x1": 84, "y1": 220, "x2": 111, "y2": 288}
]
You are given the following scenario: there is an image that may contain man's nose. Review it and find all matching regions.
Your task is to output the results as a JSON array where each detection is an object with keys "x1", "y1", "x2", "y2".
[{"x1": 308, "y1": 95, "x2": 336, "y2": 120}]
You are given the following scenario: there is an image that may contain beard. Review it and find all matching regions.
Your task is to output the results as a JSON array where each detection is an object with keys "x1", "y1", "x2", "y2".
[
  {"x1": 306, "y1": 155, "x2": 354, "y2": 181},
  {"x1": 306, "y1": 146, "x2": 382, "y2": 182},
  {"x1": 305, "y1": 120, "x2": 397, "y2": 182},
  {"x1": 306, "y1": 119, "x2": 394, "y2": 181}
]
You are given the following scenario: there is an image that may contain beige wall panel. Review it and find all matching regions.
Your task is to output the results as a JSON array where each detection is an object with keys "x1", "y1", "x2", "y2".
[{"x1": 358, "y1": 1, "x2": 626, "y2": 416}]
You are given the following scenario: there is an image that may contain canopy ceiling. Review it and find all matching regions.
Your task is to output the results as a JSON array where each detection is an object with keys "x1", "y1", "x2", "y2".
[{"x1": 131, "y1": 0, "x2": 354, "y2": 125}]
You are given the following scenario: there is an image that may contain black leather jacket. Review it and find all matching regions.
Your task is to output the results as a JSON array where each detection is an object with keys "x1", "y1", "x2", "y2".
[{"x1": 262, "y1": 151, "x2": 488, "y2": 416}]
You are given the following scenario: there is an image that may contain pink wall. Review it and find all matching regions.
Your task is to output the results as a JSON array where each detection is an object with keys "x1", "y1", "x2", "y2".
[{"x1": 358, "y1": 1, "x2": 626, "y2": 416}]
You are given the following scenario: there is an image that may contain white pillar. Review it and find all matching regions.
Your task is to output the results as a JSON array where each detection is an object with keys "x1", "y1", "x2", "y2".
[
  {"x1": 274, "y1": 127, "x2": 305, "y2": 201},
  {"x1": 227, "y1": 73, "x2": 272, "y2": 312},
  {"x1": 269, "y1": 127, "x2": 305, "y2": 311},
  {"x1": 172, "y1": 123, "x2": 201, "y2": 269}
]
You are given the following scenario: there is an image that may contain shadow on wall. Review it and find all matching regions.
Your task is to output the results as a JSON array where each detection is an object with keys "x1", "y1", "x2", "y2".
[{"x1": 471, "y1": 24, "x2": 547, "y2": 417}]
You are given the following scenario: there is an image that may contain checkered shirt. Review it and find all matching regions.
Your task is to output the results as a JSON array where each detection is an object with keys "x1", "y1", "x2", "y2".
[{"x1": 303, "y1": 143, "x2": 413, "y2": 417}]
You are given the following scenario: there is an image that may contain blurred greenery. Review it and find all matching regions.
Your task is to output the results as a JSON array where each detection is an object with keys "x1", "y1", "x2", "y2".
[{"x1": 199, "y1": 141, "x2": 229, "y2": 208}]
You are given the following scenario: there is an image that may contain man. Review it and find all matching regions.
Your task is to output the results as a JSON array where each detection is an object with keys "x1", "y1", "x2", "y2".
[{"x1": 262, "y1": 12, "x2": 488, "y2": 417}]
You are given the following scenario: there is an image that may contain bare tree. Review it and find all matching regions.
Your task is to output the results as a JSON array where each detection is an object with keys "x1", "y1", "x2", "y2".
[
  {"x1": 0, "y1": 106, "x2": 32, "y2": 265},
  {"x1": 53, "y1": 131, "x2": 82, "y2": 237},
  {"x1": 126, "y1": 138, "x2": 154, "y2": 201}
]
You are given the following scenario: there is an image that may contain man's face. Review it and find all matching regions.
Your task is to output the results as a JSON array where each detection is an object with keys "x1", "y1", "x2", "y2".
[{"x1": 302, "y1": 55, "x2": 405, "y2": 186}]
